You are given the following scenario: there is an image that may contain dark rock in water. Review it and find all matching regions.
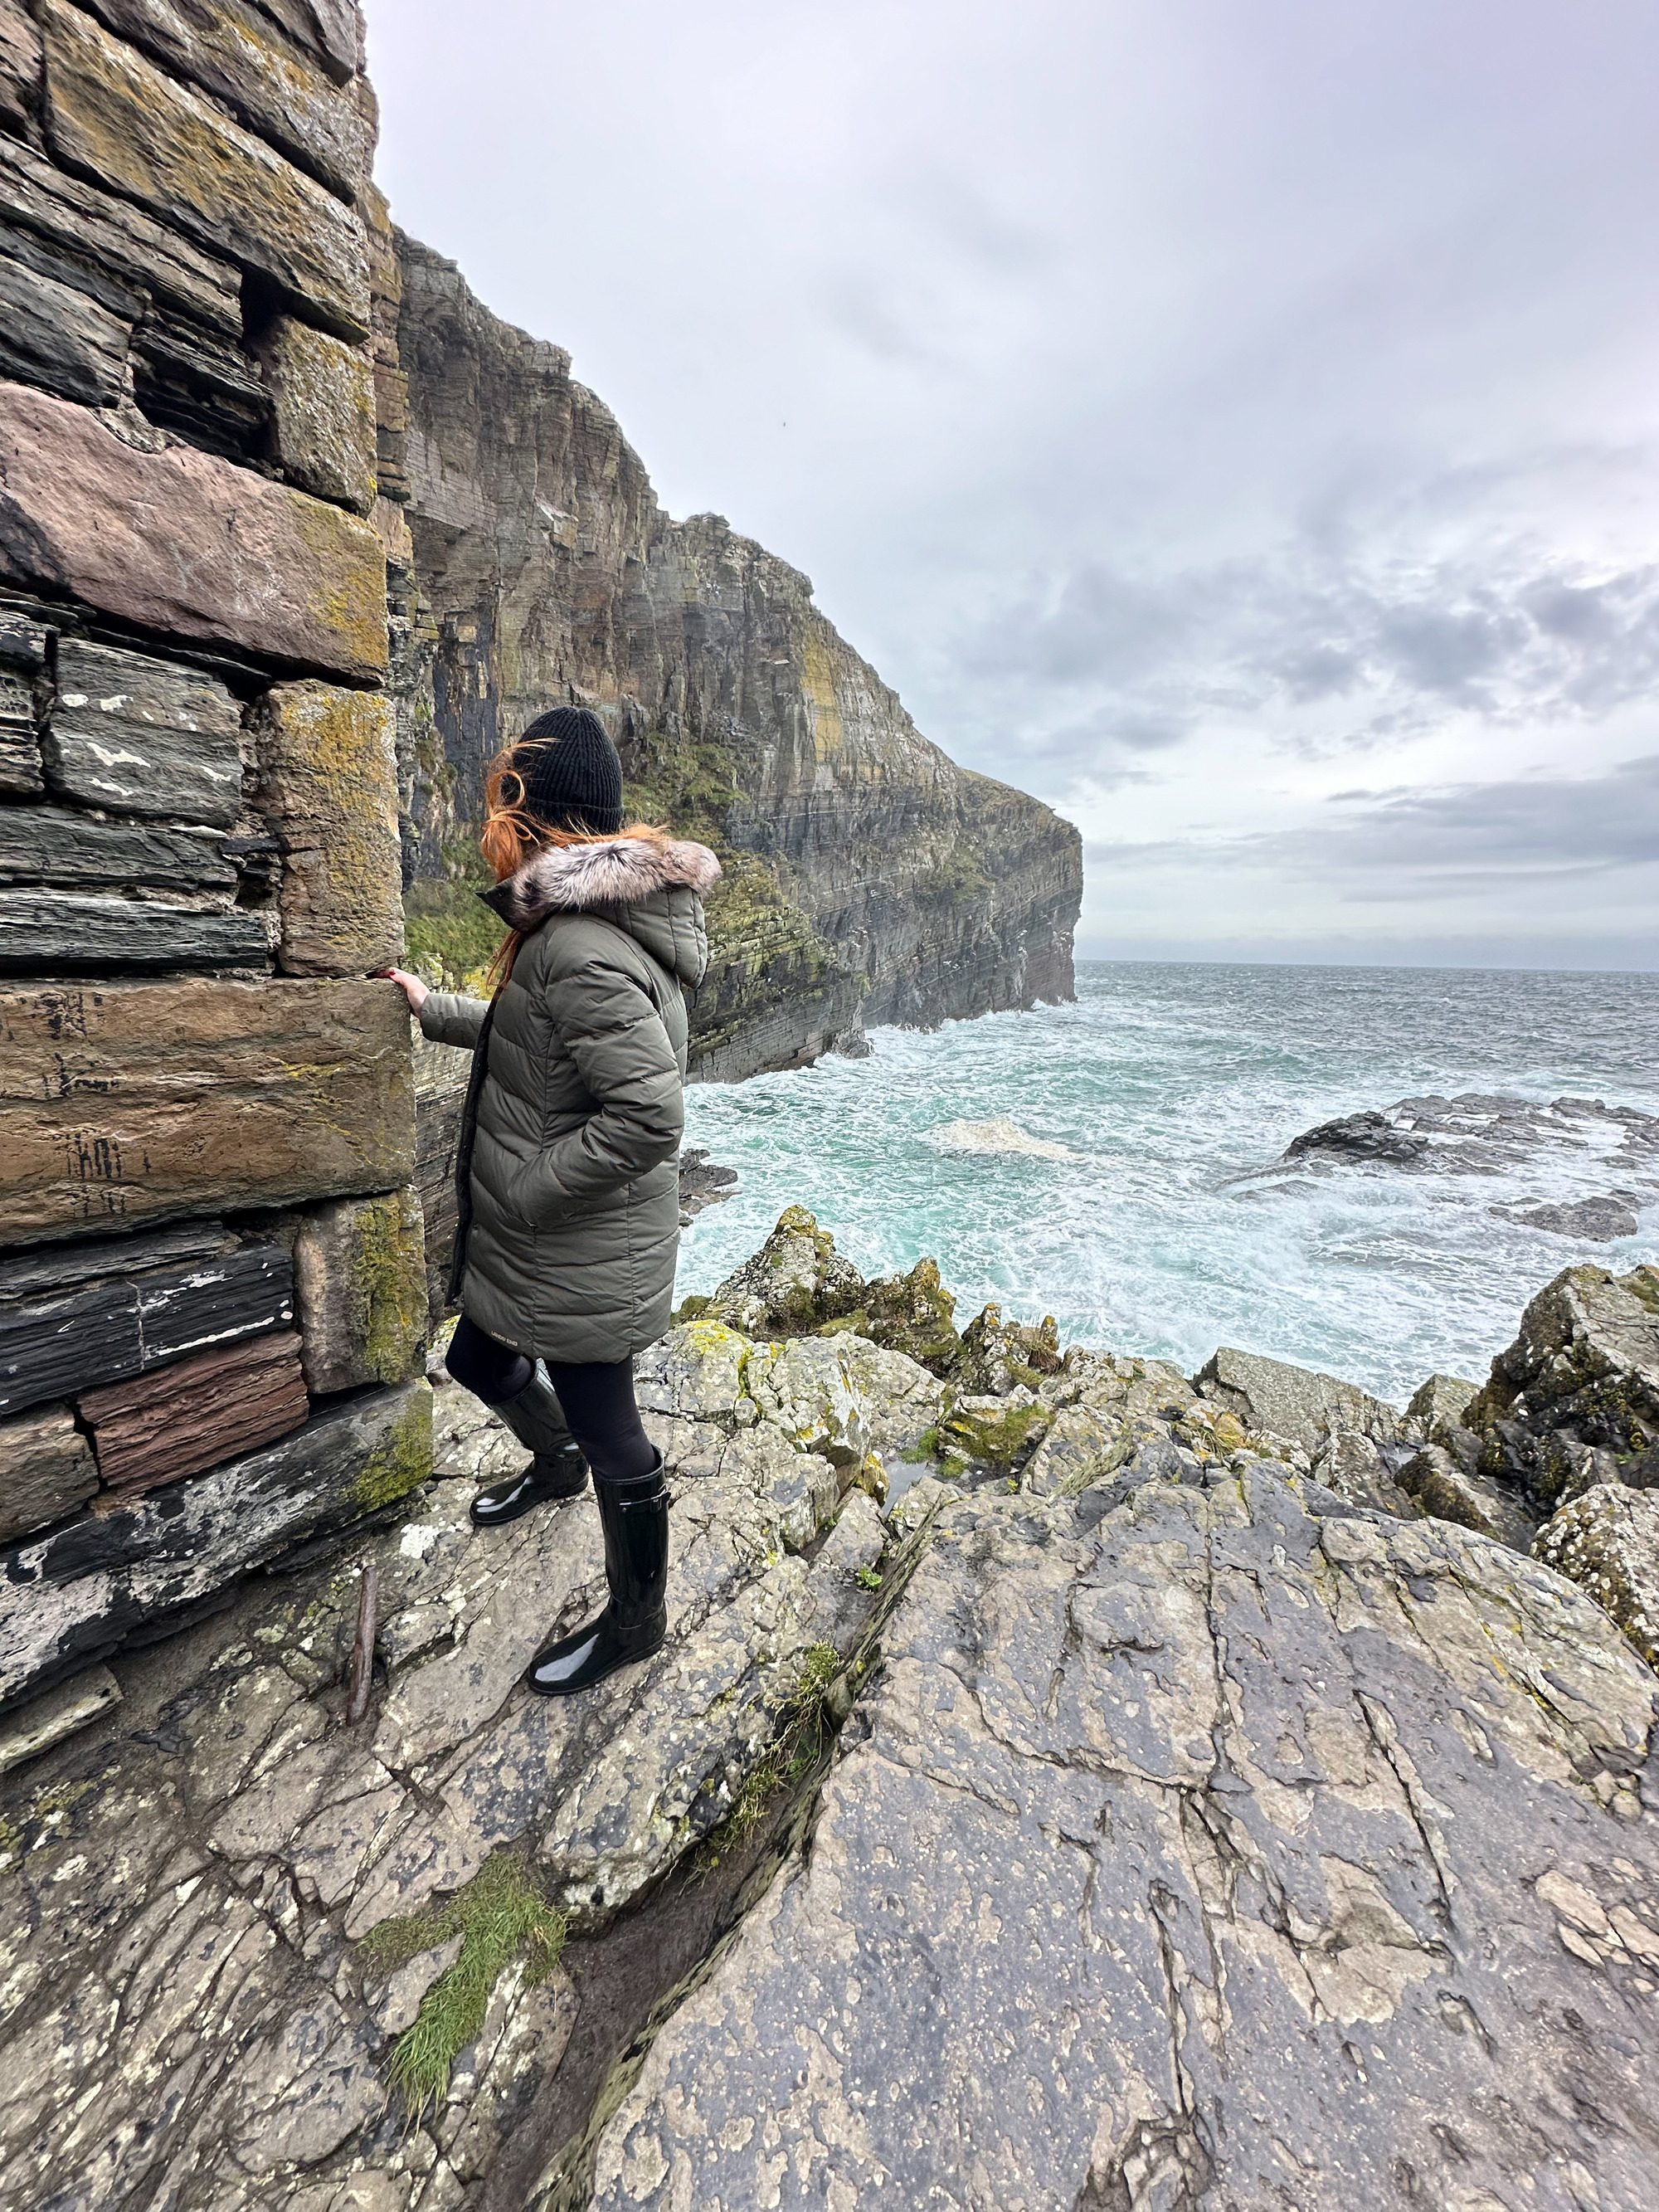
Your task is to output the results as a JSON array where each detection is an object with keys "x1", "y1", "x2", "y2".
[
  {"x1": 677, "y1": 1147, "x2": 738, "y2": 1225},
  {"x1": 1285, "y1": 1109, "x2": 1429, "y2": 1164},
  {"x1": 1499, "y1": 1195, "x2": 1640, "y2": 1241}
]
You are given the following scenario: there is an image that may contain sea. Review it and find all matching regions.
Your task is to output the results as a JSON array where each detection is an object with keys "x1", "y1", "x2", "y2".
[{"x1": 678, "y1": 961, "x2": 1659, "y2": 1407}]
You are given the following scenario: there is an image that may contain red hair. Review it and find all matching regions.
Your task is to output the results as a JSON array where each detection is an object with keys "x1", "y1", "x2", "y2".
[{"x1": 479, "y1": 743, "x2": 669, "y2": 989}]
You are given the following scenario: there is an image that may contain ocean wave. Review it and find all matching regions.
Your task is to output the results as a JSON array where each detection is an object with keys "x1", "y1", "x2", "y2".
[{"x1": 925, "y1": 1115, "x2": 1080, "y2": 1161}]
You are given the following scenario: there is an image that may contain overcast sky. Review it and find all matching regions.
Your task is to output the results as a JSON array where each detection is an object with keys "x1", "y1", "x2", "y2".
[{"x1": 369, "y1": 0, "x2": 1659, "y2": 969}]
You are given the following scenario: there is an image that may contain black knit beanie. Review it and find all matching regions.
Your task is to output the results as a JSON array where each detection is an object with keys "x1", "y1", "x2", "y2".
[{"x1": 510, "y1": 707, "x2": 625, "y2": 835}]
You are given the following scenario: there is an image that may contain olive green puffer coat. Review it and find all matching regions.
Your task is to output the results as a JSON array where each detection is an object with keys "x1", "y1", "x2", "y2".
[{"x1": 419, "y1": 833, "x2": 719, "y2": 1362}]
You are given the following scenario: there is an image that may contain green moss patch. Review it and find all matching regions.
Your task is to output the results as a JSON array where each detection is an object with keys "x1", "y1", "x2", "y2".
[
  {"x1": 353, "y1": 1390, "x2": 434, "y2": 1513},
  {"x1": 362, "y1": 1854, "x2": 567, "y2": 2112}
]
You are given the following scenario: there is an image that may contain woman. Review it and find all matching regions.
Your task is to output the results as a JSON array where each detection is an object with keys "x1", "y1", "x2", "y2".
[{"x1": 387, "y1": 706, "x2": 719, "y2": 1695}]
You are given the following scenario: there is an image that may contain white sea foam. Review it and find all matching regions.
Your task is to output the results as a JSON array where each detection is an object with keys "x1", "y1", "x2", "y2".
[
  {"x1": 926, "y1": 1115, "x2": 1079, "y2": 1161},
  {"x1": 680, "y1": 962, "x2": 1659, "y2": 1404}
]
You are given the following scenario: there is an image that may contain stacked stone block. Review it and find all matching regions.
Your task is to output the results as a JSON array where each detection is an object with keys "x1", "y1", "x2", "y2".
[{"x1": 0, "y1": 0, "x2": 430, "y2": 1728}]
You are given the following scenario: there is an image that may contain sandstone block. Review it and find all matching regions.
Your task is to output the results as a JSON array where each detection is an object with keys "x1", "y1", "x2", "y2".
[
  {"x1": 0, "y1": 1402, "x2": 96, "y2": 1543},
  {"x1": 46, "y1": 638, "x2": 245, "y2": 824},
  {"x1": 0, "y1": 0, "x2": 41, "y2": 139},
  {"x1": 255, "y1": 682, "x2": 401, "y2": 972},
  {"x1": 0, "y1": 382, "x2": 387, "y2": 681},
  {"x1": 294, "y1": 1190, "x2": 426, "y2": 1393},
  {"x1": 0, "y1": 249, "x2": 129, "y2": 407},
  {"x1": 0, "y1": 978, "x2": 414, "y2": 1245},
  {"x1": 0, "y1": 808, "x2": 236, "y2": 893},
  {"x1": 71, "y1": 0, "x2": 371, "y2": 200},
  {"x1": 80, "y1": 1329, "x2": 309, "y2": 1495},
  {"x1": 0, "y1": 609, "x2": 44, "y2": 797},
  {"x1": 0, "y1": 132, "x2": 241, "y2": 338},
  {"x1": 260, "y1": 314, "x2": 376, "y2": 512},
  {"x1": 0, "y1": 1236, "x2": 293, "y2": 1415},
  {"x1": 38, "y1": 2, "x2": 368, "y2": 339},
  {"x1": 0, "y1": 890, "x2": 270, "y2": 975},
  {"x1": 0, "y1": 1664, "x2": 119, "y2": 1776},
  {"x1": 0, "y1": 1377, "x2": 431, "y2": 1704}
]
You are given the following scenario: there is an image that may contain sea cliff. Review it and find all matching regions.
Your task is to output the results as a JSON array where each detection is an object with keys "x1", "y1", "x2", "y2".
[{"x1": 382, "y1": 236, "x2": 1082, "y2": 1079}]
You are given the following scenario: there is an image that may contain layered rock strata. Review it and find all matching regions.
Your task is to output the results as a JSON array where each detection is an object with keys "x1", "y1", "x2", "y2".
[
  {"x1": 0, "y1": 2, "x2": 430, "y2": 1721},
  {"x1": 3, "y1": 1216, "x2": 1658, "y2": 2211},
  {"x1": 382, "y1": 235, "x2": 1082, "y2": 1083}
]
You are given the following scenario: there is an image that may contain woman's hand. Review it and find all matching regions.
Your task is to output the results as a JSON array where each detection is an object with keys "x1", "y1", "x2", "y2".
[{"x1": 383, "y1": 966, "x2": 430, "y2": 1014}]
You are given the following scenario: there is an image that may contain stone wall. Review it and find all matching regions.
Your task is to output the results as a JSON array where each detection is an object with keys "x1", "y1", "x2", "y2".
[
  {"x1": 0, "y1": 0, "x2": 431, "y2": 1719},
  {"x1": 384, "y1": 236, "x2": 1084, "y2": 1083}
]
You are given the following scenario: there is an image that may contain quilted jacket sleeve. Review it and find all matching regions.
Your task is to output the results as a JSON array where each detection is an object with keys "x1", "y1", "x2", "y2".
[
  {"x1": 511, "y1": 954, "x2": 684, "y2": 1225},
  {"x1": 419, "y1": 992, "x2": 491, "y2": 1050}
]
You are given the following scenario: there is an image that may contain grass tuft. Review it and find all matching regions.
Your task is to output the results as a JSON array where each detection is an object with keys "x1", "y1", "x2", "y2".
[
  {"x1": 713, "y1": 1643, "x2": 844, "y2": 1851},
  {"x1": 362, "y1": 1854, "x2": 567, "y2": 2114}
]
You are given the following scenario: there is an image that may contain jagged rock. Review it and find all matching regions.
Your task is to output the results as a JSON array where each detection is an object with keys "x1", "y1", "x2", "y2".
[
  {"x1": 0, "y1": 1402, "x2": 97, "y2": 1543},
  {"x1": 0, "y1": 381, "x2": 387, "y2": 681},
  {"x1": 1194, "y1": 1342, "x2": 1401, "y2": 1454},
  {"x1": 577, "y1": 1455, "x2": 1659, "y2": 2212},
  {"x1": 1404, "y1": 1370, "x2": 1481, "y2": 1436},
  {"x1": 38, "y1": 1, "x2": 369, "y2": 339},
  {"x1": 0, "y1": 976, "x2": 415, "y2": 1244},
  {"x1": 0, "y1": 1377, "x2": 430, "y2": 1706},
  {"x1": 1533, "y1": 1484, "x2": 1659, "y2": 1672},
  {"x1": 1286, "y1": 1108, "x2": 1430, "y2": 1163},
  {"x1": 1503, "y1": 1195, "x2": 1642, "y2": 1241},
  {"x1": 0, "y1": 1664, "x2": 119, "y2": 1776},
  {"x1": 1288, "y1": 1092, "x2": 1659, "y2": 1181},
  {"x1": 0, "y1": 1234, "x2": 294, "y2": 1416},
  {"x1": 79, "y1": 1328, "x2": 309, "y2": 1495},
  {"x1": 0, "y1": 0, "x2": 41, "y2": 139},
  {"x1": 259, "y1": 313, "x2": 377, "y2": 513},
  {"x1": 293, "y1": 1189, "x2": 427, "y2": 1395},
  {"x1": 855, "y1": 1256, "x2": 962, "y2": 1374},
  {"x1": 1466, "y1": 1263, "x2": 1659, "y2": 1504},
  {"x1": 695, "y1": 1204, "x2": 864, "y2": 1338},
  {"x1": 1022, "y1": 1350, "x2": 1197, "y2": 1495},
  {"x1": 955, "y1": 1300, "x2": 1063, "y2": 1394},
  {"x1": 676, "y1": 1145, "x2": 737, "y2": 1224},
  {"x1": 1399, "y1": 1441, "x2": 1535, "y2": 1551},
  {"x1": 254, "y1": 681, "x2": 402, "y2": 973},
  {"x1": 1308, "y1": 1420, "x2": 1419, "y2": 1518},
  {"x1": 44, "y1": 637, "x2": 245, "y2": 825},
  {"x1": 0, "y1": 610, "x2": 44, "y2": 795}
]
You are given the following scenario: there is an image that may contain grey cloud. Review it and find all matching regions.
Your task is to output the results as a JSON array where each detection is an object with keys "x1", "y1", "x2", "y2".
[
  {"x1": 1087, "y1": 753, "x2": 1659, "y2": 896},
  {"x1": 941, "y1": 510, "x2": 1659, "y2": 785}
]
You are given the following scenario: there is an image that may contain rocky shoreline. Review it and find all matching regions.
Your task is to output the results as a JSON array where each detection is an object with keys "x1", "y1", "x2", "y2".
[{"x1": 3, "y1": 1211, "x2": 1657, "y2": 2210}]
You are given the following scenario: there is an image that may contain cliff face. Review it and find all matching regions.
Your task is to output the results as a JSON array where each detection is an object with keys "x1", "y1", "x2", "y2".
[{"x1": 385, "y1": 235, "x2": 1081, "y2": 1080}]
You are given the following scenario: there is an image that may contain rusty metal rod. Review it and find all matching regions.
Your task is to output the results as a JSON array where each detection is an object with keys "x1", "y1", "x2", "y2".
[{"x1": 345, "y1": 1557, "x2": 379, "y2": 1725}]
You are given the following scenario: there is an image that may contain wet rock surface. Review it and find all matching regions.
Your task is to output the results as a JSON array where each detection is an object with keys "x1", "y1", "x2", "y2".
[
  {"x1": 6, "y1": 1218, "x2": 1659, "y2": 2211},
  {"x1": 574, "y1": 1457, "x2": 1659, "y2": 2212}
]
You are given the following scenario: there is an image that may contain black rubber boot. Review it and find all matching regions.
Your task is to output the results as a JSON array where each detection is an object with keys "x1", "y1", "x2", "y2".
[
  {"x1": 471, "y1": 1362, "x2": 590, "y2": 1527},
  {"x1": 525, "y1": 1455, "x2": 669, "y2": 1695}
]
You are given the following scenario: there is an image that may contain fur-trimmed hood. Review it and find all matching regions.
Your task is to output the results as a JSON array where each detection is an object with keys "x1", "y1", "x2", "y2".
[
  {"x1": 479, "y1": 833, "x2": 720, "y2": 988},
  {"x1": 480, "y1": 834, "x2": 722, "y2": 931}
]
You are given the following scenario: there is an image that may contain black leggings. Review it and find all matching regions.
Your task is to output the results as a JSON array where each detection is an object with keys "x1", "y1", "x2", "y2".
[{"x1": 445, "y1": 1313, "x2": 656, "y2": 1483}]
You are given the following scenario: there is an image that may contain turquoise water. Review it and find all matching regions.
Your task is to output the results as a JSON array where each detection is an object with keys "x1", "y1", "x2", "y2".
[{"x1": 679, "y1": 961, "x2": 1659, "y2": 1406}]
